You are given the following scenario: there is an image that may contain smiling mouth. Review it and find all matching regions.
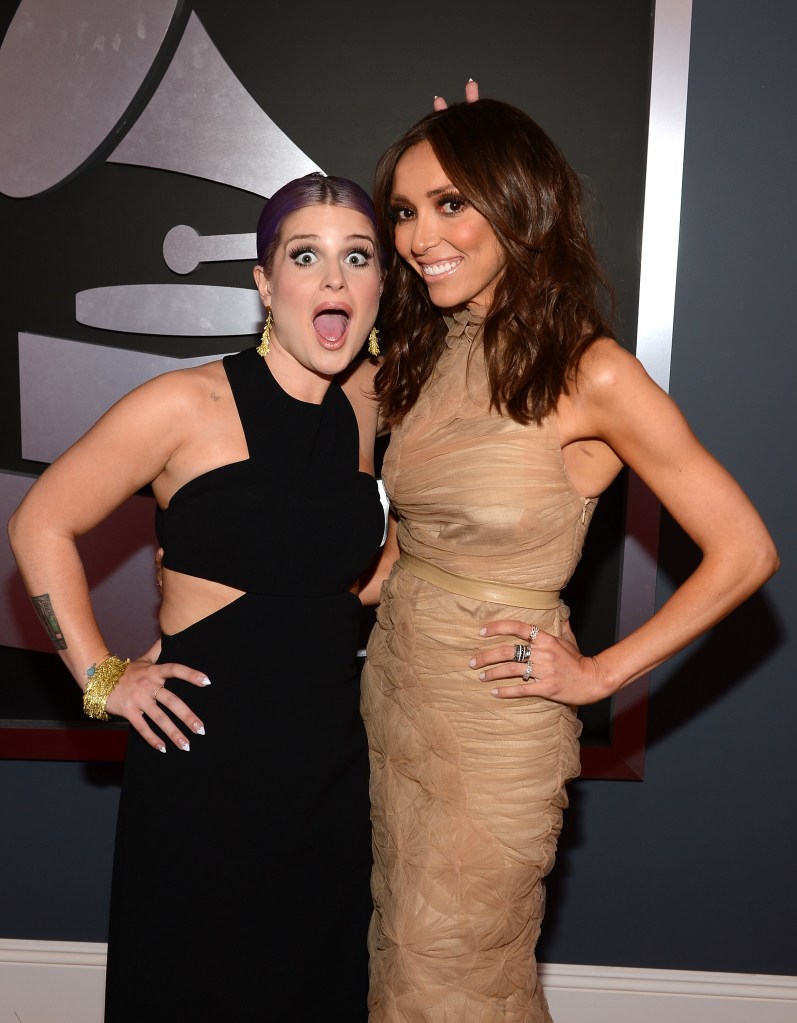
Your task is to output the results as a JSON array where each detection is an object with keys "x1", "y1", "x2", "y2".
[
  {"x1": 421, "y1": 258, "x2": 463, "y2": 278},
  {"x1": 313, "y1": 309, "x2": 350, "y2": 345}
]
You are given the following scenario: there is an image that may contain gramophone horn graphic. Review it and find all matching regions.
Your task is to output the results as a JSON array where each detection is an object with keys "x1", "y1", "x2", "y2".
[
  {"x1": 2, "y1": 2, "x2": 322, "y2": 340},
  {"x1": 0, "y1": 0, "x2": 324, "y2": 659}
]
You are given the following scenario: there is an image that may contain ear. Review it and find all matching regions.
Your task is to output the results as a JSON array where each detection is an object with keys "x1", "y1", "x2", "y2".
[{"x1": 253, "y1": 264, "x2": 272, "y2": 305}]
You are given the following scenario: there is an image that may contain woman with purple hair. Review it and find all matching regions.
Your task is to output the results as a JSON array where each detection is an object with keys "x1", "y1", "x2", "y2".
[{"x1": 9, "y1": 173, "x2": 385, "y2": 1020}]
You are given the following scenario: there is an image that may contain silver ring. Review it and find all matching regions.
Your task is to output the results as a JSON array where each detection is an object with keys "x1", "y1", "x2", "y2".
[
  {"x1": 153, "y1": 684, "x2": 166, "y2": 701},
  {"x1": 529, "y1": 625, "x2": 539, "y2": 643},
  {"x1": 513, "y1": 643, "x2": 531, "y2": 663},
  {"x1": 522, "y1": 660, "x2": 534, "y2": 682}
]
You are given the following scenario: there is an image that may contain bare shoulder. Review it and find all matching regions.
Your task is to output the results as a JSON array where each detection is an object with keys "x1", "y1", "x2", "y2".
[
  {"x1": 115, "y1": 359, "x2": 228, "y2": 419},
  {"x1": 148, "y1": 358, "x2": 228, "y2": 399},
  {"x1": 567, "y1": 338, "x2": 673, "y2": 437},
  {"x1": 574, "y1": 338, "x2": 651, "y2": 400}
]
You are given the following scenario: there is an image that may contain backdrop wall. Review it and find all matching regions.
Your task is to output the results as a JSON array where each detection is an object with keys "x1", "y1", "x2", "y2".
[{"x1": 0, "y1": 0, "x2": 794, "y2": 980}]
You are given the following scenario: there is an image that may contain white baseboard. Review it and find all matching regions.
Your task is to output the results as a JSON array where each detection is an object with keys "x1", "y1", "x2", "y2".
[
  {"x1": 1, "y1": 939, "x2": 795, "y2": 1022},
  {"x1": 540, "y1": 963, "x2": 797, "y2": 1022},
  {"x1": 0, "y1": 940, "x2": 105, "y2": 1022}
]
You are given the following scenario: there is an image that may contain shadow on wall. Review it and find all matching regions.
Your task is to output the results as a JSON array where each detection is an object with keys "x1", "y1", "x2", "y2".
[{"x1": 644, "y1": 510, "x2": 784, "y2": 749}]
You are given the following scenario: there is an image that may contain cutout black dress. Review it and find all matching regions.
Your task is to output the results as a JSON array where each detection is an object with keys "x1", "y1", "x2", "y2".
[{"x1": 104, "y1": 348, "x2": 384, "y2": 1021}]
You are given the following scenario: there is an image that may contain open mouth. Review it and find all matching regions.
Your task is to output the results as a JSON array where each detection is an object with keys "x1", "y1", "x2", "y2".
[{"x1": 313, "y1": 308, "x2": 350, "y2": 346}]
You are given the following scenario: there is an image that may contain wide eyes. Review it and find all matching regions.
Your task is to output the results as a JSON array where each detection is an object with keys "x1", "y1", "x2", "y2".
[
  {"x1": 288, "y1": 247, "x2": 374, "y2": 268},
  {"x1": 291, "y1": 249, "x2": 318, "y2": 266}
]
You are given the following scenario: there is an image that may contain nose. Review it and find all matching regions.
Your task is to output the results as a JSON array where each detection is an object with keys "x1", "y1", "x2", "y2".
[
  {"x1": 321, "y1": 262, "x2": 345, "y2": 291},
  {"x1": 409, "y1": 209, "x2": 439, "y2": 257}
]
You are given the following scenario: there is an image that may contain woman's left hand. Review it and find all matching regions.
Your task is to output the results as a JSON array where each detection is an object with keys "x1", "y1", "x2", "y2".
[
  {"x1": 433, "y1": 79, "x2": 479, "y2": 111},
  {"x1": 469, "y1": 619, "x2": 610, "y2": 705}
]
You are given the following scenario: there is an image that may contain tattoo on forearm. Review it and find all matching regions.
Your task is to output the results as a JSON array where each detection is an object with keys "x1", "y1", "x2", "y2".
[{"x1": 31, "y1": 593, "x2": 67, "y2": 650}]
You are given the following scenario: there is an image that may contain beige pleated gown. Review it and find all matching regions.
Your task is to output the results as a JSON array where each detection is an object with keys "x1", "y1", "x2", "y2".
[{"x1": 362, "y1": 311, "x2": 596, "y2": 1022}]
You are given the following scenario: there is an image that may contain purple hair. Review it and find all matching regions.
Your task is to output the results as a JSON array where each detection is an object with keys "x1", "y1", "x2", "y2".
[{"x1": 255, "y1": 172, "x2": 381, "y2": 271}]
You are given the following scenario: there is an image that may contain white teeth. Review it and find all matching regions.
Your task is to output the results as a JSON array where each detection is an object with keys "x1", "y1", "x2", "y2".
[{"x1": 422, "y1": 260, "x2": 461, "y2": 277}]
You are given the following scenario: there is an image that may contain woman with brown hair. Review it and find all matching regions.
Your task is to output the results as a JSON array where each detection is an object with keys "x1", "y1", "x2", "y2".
[{"x1": 360, "y1": 98, "x2": 777, "y2": 1021}]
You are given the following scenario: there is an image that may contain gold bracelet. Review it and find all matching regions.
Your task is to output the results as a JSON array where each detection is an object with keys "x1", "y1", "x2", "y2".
[{"x1": 83, "y1": 654, "x2": 130, "y2": 721}]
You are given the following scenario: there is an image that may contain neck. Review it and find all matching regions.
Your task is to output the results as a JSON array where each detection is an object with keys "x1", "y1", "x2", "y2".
[{"x1": 263, "y1": 347, "x2": 332, "y2": 404}]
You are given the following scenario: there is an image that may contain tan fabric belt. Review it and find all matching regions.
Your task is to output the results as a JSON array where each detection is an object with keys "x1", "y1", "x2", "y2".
[{"x1": 397, "y1": 552, "x2": 561, "y2": 610}]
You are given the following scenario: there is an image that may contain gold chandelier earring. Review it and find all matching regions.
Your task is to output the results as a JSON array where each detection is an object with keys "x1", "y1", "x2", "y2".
[
  {"x1": 368, "y1": 326, "x2": 380, "y2": 357},
  {"x1": 257, "y1": 308, "x2": 273, "y2": 358}
]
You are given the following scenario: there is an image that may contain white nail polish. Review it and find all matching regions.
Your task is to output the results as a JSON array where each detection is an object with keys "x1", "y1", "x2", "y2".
[
  {"x1": 194, "y1": 725, "x2": 206, "y2": 735},
  {"x1": 200, "y1": 676, "x2": 211, "y2": 686},
  {"x1": 469, "y1": 658, "x2": 477, "y2": 668},
  {"x1": 179, "y1": 740, "x2": 190, "y2": 751},
  {"x1": 158, "y1": 745, "x2": 167, "y2": 753},
  {"x1": 491, "y1": 688, "x2": 499, "y2": 696},
  {"x1": 479, "y1": 672, "x2": 485, "y2": 681}
]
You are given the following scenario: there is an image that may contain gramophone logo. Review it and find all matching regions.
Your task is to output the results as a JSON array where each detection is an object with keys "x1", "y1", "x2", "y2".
[{"x1": 0, "y1": 0, "x2": 324, "y2": 655}]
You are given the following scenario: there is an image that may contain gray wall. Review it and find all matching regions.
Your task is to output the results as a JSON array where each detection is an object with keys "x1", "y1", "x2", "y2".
[
  {"x1": 1, "y1": 0, "x2": 795, "y2": 978},
  {"x1": 538, "y1": 0, "x2": 797, "y2": 975}
]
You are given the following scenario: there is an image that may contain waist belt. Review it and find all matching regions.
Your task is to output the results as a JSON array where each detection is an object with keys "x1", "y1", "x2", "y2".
[{"x1": 398, "y1": 552, "x2": 561, "y2": 610}]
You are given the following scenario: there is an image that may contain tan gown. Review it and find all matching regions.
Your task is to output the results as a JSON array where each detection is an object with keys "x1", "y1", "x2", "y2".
[{"x1": 361, "y1": 310, "x2": 596, "y2": 1022}]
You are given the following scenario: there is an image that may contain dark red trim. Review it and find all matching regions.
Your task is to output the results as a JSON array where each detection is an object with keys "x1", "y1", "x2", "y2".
[
  {"x1": 0, "y1": 726, "x2": 128, "y2": 761},
  {"x1": 1, "y1": 681, "x2": 648, "y2": 778}
]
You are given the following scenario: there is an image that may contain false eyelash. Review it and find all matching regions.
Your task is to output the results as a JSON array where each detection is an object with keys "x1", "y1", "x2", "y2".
[
  {"x1": 349, "y1": 247, "x2": 375, "y2": 261},
  {"x1": 288, "y1": 245, "x2": 316, "y2": 260},
  {"x1": 436, "y1": 191, "x2": 469, "y2": 211},
  {"x1": 387, "y1": 206, "x2": 409, "y2": 223}
]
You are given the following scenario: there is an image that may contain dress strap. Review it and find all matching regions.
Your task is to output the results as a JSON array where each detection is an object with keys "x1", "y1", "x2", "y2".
[
  {"x1": 398, "y1": 552, "x2": 561, "y2": 609},
  {"x1": 222, "y1": 347, "x2": 331, "y2": 463}
]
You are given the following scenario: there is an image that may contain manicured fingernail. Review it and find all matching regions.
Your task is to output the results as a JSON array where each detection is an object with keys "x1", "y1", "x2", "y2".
[
  {"x1": 433, "y1": 95, "x2": 439, "y2": 100},
  {"x1": 194, "y1": 724, "x2": 206, "y2": 735},
  {"x1": 468, "y1": 78, "x2": 474, "y2": 82},
  {"x1": 491, "y1": 688, "x2": 499, "y2": 696},
  {"x1": 479, "y1": 627, "x2": 486, "y2": 636},
  {"x1": 469, "y1": 658, "x2": 477, "y2": 668},
  {"x1": 179, "y1": 740, "x2": 190, "y2": 752},
  {"x1": 478, "y1": 672, "x2": 486, "y2": 681},
  {"x1": 200, "y1": 676, "x2": 211, "y2": 686},
  {"x1": 158, "y1": 745, "x2": 167, "y2": 753}
]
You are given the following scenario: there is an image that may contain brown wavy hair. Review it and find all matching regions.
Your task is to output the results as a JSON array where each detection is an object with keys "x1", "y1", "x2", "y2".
[{"x1": 373, "y1": 99, "x2": 614, "y2": 426}]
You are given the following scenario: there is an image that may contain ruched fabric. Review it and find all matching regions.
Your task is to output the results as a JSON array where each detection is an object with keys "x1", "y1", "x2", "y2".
[{"x1": 362, "y1": 311, "x2": 593, "y2": 1022}]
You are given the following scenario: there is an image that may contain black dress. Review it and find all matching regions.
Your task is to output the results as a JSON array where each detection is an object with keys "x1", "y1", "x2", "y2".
[{"x1": 104, "y1": 348, "x2": 384, "y2": 1021}]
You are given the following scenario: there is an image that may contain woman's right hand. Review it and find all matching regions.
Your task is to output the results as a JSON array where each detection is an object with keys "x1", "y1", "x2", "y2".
[{"x1": 102, "y1": 651, "x2": 210, "y2": 753}]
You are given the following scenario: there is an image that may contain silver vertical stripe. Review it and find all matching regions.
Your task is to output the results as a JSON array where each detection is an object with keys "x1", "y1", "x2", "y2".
[{"x1": 617, "y1": 1, "x2": 693, "y2": 694}]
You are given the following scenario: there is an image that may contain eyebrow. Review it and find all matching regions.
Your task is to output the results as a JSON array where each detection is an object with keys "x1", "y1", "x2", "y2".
[
  {"x1": 283, "y1": 232, "x2": 376, "y2": 245},
  {"x1": 389, "y1": 185, "x2": 460, "y2": 203}
]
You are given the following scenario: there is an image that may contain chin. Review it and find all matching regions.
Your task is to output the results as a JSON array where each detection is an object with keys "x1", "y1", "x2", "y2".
[{"x1": 313, "y1": 345, "x2": 358, "y2": 372}]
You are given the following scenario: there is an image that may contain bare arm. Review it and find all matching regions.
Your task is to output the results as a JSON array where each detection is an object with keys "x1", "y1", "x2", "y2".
[
  {"x1": 359, "y1": 511, "x2": 399, "y2": 606},
  {"x1": 475, "y1": 340, "x2": 779, "y2": 703},
  {"x1": 8, "y1": 373, "x2": 211, "y2": 749},
  {"x1": 340, "y1": 357, "x2": 400, "y2": 605}
]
